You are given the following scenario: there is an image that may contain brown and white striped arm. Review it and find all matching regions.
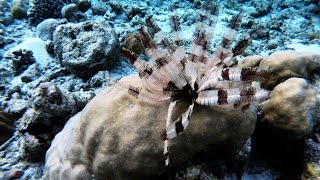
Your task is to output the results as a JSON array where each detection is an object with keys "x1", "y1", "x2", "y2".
[
  {"x1": 188, "y1": 2, "x2": 219, "y2": 64},
  {"x1": 168, "y1": 5, "x2": 184, "y2": 47},
  {"x1": 198, "y1": 67, "x2": 270, "y2": 92},
  {"x1": 162, "y1": 100, "x2": 194, "y2": 166},
  {"x1": 145, "y1": 16, "x2": 177, "y2": 54},
  {"x1": 196, "y1": 83, "x2": 269, "y2": 108},
  {"x1": 121, "y1": 47, "x2": 171, "y2": 92}
]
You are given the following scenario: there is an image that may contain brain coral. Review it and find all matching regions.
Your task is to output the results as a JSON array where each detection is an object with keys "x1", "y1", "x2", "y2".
[{"x1": 27, "y1": 0, "x2": 71, "y2": 25}]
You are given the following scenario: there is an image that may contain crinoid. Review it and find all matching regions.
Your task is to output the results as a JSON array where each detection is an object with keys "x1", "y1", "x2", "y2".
[{"x1": 120, "y1": 1, "x2": 270, "y2": 166}]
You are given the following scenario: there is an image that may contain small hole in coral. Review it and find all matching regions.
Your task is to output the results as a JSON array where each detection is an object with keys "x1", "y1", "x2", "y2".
[
  {"x1": 84, "y1": 25, "x2": 93, "y2": 31},
  {"x1": 69, "y1": 32, "x2": 76, "y2": 39},
  {"x1": 177, "y1": 171, "x2": 184, "y2": 178}
]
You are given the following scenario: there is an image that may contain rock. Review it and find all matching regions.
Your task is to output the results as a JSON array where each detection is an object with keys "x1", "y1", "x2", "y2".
[
  {"x1": 250, "y1": 1, "x2": 272, "y2": 18},
  {"x1": 74, "y1": 0, "x2": 91, "y2": 12},
  {"x1": 0, "y1": 15, "x2": 13, "y2": 25},
  {"x1": 262, "y1": 78, "x2": 320, "y2": 139},
  {"x1": 9, "y1": 168, "x2": 24, "y2": 179},
  {"x1": 0, "y1": 1, "x2": 14, "y2": 25},
  {"x1": 0, "y1": 35, "x2": 4, "y2": 46},
  {"x1": 4, "y1": 37, "x2": 14, "y2": 44},
  {"x1": 7, "y1": 99, "x2": 28, "y2": 114},
  {"x1": 107, "y1": 1, "x2": 123, "y2": 14},
  {"x1": 6, "y1": 86, "x2": 20, "y2": 97},
  {"x1": 20, "y1": 75, "x2": 33, "y2": 82},
  {"x1": 36, "y1": 18, "x2": 67, "y2": 41},
  {"x1": 71, "y1": 91, "x2": 95, "y2": 108},
  {"x1": 61, "y1": 3, "x2": 77, "y2": 17},
  {"x1": 61, "y1": 3, "x2": 86, "y2": 23},
  {"x1": 303, "y1": 127, "x2": 320, "y2": 179},
  {"x1": 17, "y1": 82, "x2": 87, "y2": 133},
  {"x1": 10, "y1": 0, "x2": 28, "y2": 19},
  {"x1": 303, "y1": 134, "x2": 320, "y2": 180},
  {"x1": 0, "y1": 110, "x2": 15, "y2": 145},
  {"x1": 0, "y1": 133, "x2": 44, "y2": 179},
  {"x1": 259, "y1": 50, "x2": 320, "y2": 90},
  {"x1": 9, "y1": 38, "x2": 56, "y2": 68},
  {"x1": 89, "y1": 71, "x2": 110, "y2": 88},
  {"x1": 11, "y1": 82, "x2": 89, "y2": 163},
  {"x1": 11, "y1": 48, "x2": 36, "y2": 75},
  {"x1": 33, "y1": 83, "x2": 79, "y2": 117},
  {"x1": 44, "y1": 75, "x2": 257, "y2": 179},
  {"x1": 0, "y1": 58, "x2": 14, "y2": 89},
  {"x1": 123, "y1": 32, "x2": 144, "y2": 55},
  {"x1": 124, "y1": 5, "x2": 145, "y2": 20},
  {"x1": 20, "y1": 64, "x2": 40, "y2": 82},
  {"x1": 24, "y1": 133, "x2": 49, "y2": 162},
  {"x1": 45, "y1": 41, "x2": 55, "y2": 54},
  {"x1": 130, "y1": 15, "x2": 144, "y2": 26},
  {"x1": 302, "y1": 162, "x2": 320, "y2": 180},
  {"x1": 53, "y1": 20, "x2": 120, "y2": 78},
  {"x1": 90, "y1": 0, "x2": 108, "y2": 15}
]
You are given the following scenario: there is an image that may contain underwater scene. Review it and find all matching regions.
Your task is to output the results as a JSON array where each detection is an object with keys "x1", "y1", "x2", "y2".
[{"x1": 0, "y1": 0, "x2": 320, "y2": 179}]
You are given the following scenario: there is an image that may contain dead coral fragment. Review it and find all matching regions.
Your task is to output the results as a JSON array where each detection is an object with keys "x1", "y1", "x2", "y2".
[{"x1": 11, "y1": 48, "x2": 36, "y2": 75}]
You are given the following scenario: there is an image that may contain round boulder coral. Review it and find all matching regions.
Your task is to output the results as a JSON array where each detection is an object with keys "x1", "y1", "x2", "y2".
[
  {"x1": 262, "y1": 78, "x2": 320, "y2": 139},
  {"x1": 61, "y1": 3, "x2": 86, "y2": 22},
  {"x1": 74, "y1": 0, "x2": 91, "y2": 12},
  {"x1": 237, "y1": 55, "x2": 264, "y2": 69},
  {"x1": 123, "y1": 32, "x2": 145, "y2": 55},
  {"x1": 36, "y1": 18, "x2": 67, "y2": 41},
  {"x1": 259, "y1": 50, "x2": 320, "y2": 89},
  {"x1": 10, "y1": 0, "x2": 28, "y2": 19},
  {"x1": 44, "y1": 75, "x2": 257, "y2": 179}
]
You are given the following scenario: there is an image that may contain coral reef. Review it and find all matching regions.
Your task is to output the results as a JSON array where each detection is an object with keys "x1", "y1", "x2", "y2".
[
  {"x1": 44, "y1": 48, "x2": 320, "y2": 179},
  {"x1": 43, "y1": 1, "x2": 320, "y2": 179},
  {"x1": 0, "y1": 0, "x2": 319, "y2": 179},
  {"x1": 27, "y1": 0, "x2": 71, "y2": 25}
]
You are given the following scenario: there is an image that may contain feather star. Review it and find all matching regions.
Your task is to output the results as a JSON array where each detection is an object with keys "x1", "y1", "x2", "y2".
[{"x1": 120, "y1": 1, "x2": 270, "y2": 166}]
